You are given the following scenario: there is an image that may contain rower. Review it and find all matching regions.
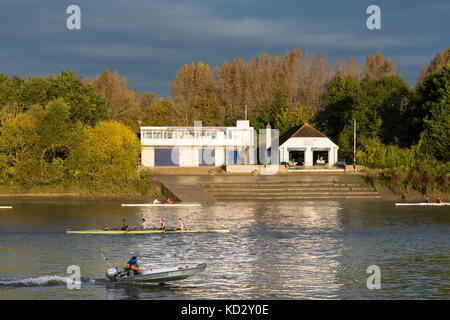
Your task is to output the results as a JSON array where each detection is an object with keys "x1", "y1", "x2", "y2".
[
  {"x1": 120, "y1": 218, "x2": 128, "y2": 230},
  {"x1": 158, "y1": 218, "x2": 166, "y2": 230},
  {"x1": 125, "y1": 256, "x2": 140, "y2": 276},
  {"x1": 437, "y1": 196, "x2": 441, "y2": 204},
  {"x1": 175, "y1": 218, "x2": 185, "y2": 230},
  {"x1": 166, "y1": 198, "x2": 173, "y2": 204},
  {"x1": 425, "y1": 197, "x2": 429, "y2": 203},
  {"x1": 139, "y1": 218, "x2": 146, "y2": 231},
  {"x1": 153, "y1": 198, "x2": 160, "y2": 204}
]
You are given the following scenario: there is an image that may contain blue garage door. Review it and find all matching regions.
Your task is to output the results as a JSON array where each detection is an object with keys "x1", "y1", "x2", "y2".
[
  {"x1": 199, "y1": 148, "x2": 215, "y2": 166},
  {"x1": 155, "y1": 148, "x2": 179, "y2": 166},
  {"x1": 226, "y1": 149, "x2": 244, "y2": 164}
]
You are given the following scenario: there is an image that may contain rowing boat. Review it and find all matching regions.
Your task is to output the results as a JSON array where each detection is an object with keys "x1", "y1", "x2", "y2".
[
  {"x1": 121, "y1": 203, "x2": 201, "y2": 207},
  {"x1": 395, "y1": 203, "x2": 449, "y2": 206},
  {"x1": 106, "y1": 263, "x2": 206, "y2": 283},
  {"x1": 0, "y1": 206, "x2": 12, "y2": 209},
  {"x1": 66, "y1": 229, "x2": 230, "y2": 234}
]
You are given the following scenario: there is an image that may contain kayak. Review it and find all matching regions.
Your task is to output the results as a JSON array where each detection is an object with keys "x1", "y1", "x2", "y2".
[
  {"x1": 66, "y1": 229, "x2": 230, "y2": 234},
  {"x1": 106, "y1": 263, "x2": 206, "y2": 283},
  {"x1": 121, "y1": 203, "x2": 201, "y2": 207},
  {"x1": 395, "y1": 203, "x2": 448, "y2": 206}
]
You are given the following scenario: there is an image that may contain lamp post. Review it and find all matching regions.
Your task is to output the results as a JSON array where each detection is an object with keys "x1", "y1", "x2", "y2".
[{"x1": 353, "y1": 118, "x2": 356, "y2": 170}]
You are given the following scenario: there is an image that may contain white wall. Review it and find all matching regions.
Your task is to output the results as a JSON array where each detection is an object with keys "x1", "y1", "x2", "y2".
[
  {"x1": 215, "y1": 147, "x2": 225, "y2": 166},
  {"x1": 179, "y1": 147, "x2": 196, "y2": 166},
  {"x1": 141, "y1": 147, "x2": 154, "y2": 167}
]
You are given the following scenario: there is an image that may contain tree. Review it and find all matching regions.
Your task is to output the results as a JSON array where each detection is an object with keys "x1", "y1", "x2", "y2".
[
  {"x1": 365, "y1": 52, "x2": 397, "y2": 79},
  {"x1": 317, "y1": 74, "x2": 360, "y2": 142},
  {"x1": 359, "y1": 76, "x2": 414, "y2": 147},
  {"x1": 66, "y1": 121, "x2": 141, "y2": 187},
  {"x1": 92, "y1": 69, "x2": 141, "y2": 131},
  {"x1": 35, "y1": 99, "x2": 84, "y2": 178},
  {"x1": 46, "y1": 70, "x2": 109, "y2": 126},
  {"x1": 274, "y1": 105, "x2": 314, "y2": 135},
  {"x1": 416, "y1": 65, "x2": 450, "y2": 161},
  {"x1": 143, "y1": 98, "x2": 176, "y2": 126},
  {"x1": 417, "y1": 47, "x2": 450, "y2": 84}
]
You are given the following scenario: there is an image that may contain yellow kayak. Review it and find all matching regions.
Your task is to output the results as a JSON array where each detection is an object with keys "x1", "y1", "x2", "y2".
[{"x1": 66, "y1": 229, "x2": 230, "y2": 234}]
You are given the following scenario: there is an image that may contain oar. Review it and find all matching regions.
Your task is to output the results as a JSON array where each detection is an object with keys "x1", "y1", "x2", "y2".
[{"x1": 98, "y1": 250, "x2": 113, "y2": 268}]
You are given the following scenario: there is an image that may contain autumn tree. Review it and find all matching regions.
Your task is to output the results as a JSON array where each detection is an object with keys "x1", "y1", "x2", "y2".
[
  {"x1": 365, "y1": 52, "x2": 396, "y2": 79},
  {"x1": 92, "y1": 69, "x2": 142, "y2": 131},
  {"x1": 170, "y1": 62, "x2": 222, "y2": 125},
  {"x1": 417, "y1": 47, "x2": 450, "y2": 84}
]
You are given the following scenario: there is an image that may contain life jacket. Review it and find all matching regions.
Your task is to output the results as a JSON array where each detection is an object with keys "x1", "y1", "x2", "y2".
[{"x1": 125, "y1": 258, "x2": 139, "y2": 271}]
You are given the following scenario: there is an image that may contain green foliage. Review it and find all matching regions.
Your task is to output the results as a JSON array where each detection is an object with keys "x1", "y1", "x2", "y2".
[
  {"x1": 370, "y1": 161, "x2": 450, "y2": 198},
  {"x1": 274, "y1": 105, "x2": 314, "y2": 134},
  {"x1": 318, "y1": 74, "x2": 360, "y2": 142},
  {"x1": 255, "y1": 91, "x2": 313, "y2": 132},
  {"x1": 416, "y1": 65, "x2": 450, "y2": 161},
  {"x1": 66, "y1": 121, "x2": 141, "y2": 191},
  {"x1": 144, "y1": 98, "x2": 175, "y2": 126},
  {"x1": 0, "y1": 70, "x2": 109, "y2": 127},
  {"x1": 356, "y1": 138, "x2": 419, "y2": 169},
  {"x1": 0, "y1": 102, "x2": 145, "y2": 194},
  {"x1": 318, "y1": 74, "x2": 415, "y2": 162}
]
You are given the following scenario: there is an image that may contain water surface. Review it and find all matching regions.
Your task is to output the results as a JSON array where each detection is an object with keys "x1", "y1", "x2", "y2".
[{"x1": 0, "y1": 200, "x2": 448, "y2": 299}]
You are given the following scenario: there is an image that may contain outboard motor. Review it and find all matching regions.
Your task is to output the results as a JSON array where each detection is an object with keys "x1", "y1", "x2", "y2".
[{"x1": 106, "y1": 267, "x2": 118, "y2": 282}]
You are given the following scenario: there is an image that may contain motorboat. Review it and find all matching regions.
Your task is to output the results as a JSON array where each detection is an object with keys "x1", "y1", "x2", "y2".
[{"x1": 105, "y1": 263, "x2": 206, "y2": 283}]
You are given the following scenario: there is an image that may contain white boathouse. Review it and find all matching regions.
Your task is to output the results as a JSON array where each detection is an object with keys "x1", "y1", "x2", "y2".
[
  {"x1": 140, "y1": 120, "x2": 256, "y2": 167},
  {"x1": 277, "y1": 123, "x2": 339, "y2": 167}
]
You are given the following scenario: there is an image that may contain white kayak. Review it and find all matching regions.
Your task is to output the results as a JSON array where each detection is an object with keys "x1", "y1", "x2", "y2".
[
  {"x1": 106, "y1": 263, "x2": 206, "y2": 283},
  {"x1": 121, "y1": 203, "x2": 201, "y2": 207},
  {"x1": 395, "y1": 203, "x2": 448, "y2": 206}
]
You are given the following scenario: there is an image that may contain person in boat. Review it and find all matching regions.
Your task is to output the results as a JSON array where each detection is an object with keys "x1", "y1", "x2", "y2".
[
  {"x1": 437, "y1": 196, "x2": 441, "y2": 204},
  {"x1": 125, "y1": 256, "x2": 140, "y2": 276},
  {"x1": 158, "y1": 218, "x2": 166, "y2": 230},
  {"x1": 120, "y1": 218, "x2": 128, "y2": 231},
  {"x1": 153, "y1": 198, "x2": 160, "y2": 204},
  {"x1": 425, "y1": 197, "x2": 429, "y2": 203},
  {"x1": 139, "y1": 218, "x2": 146, "y2": 231},
  {"x1": 166, "y1": 198, "x2": 173, "y2": 204},
  {"x1": 175, "y1": 218, "x2": 185, "y2": 230}
]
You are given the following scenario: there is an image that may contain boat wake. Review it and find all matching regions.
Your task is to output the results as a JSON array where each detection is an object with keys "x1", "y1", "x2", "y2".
[{"x1": 0, "y1": 275, "x2": 107, "y2": 288}]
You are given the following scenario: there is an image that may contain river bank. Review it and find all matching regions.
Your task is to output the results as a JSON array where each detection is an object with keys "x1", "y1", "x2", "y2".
[
  {"x1": 0, "y1": 172, "x2": 447, "y2": 203},
  {"x1": 0, "y1": 178, "x2": 177, "y2": 201}
]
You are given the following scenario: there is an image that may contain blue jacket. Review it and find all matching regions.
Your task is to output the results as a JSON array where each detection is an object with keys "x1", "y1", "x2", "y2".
[{"x1": 125, "y1": 258, "x2": 139, "y2": 274}]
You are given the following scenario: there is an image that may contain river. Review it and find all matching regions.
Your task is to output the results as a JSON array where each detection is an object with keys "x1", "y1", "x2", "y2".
[{"x1": 0, "y1": 200, "x2": 448, "y2": 299}]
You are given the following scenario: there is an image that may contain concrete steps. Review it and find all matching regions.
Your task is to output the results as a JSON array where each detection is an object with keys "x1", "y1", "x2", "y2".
[
  {"x1": 201, "y1": 179, "x2": 380, "y2": 201},
  {"x1": 215, "y1": 195, "x2": 382, "y2": 200}
]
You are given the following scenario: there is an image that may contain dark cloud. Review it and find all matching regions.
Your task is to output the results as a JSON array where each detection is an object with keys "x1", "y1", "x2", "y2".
[{"x1": 0, "y1": 0, "x2": 448, "y2": 96}]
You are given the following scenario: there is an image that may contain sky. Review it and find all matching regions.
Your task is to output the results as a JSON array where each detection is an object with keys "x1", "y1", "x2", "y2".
[{"x1": 0, "y1": 0, "x2": 449, "y2": 97}]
